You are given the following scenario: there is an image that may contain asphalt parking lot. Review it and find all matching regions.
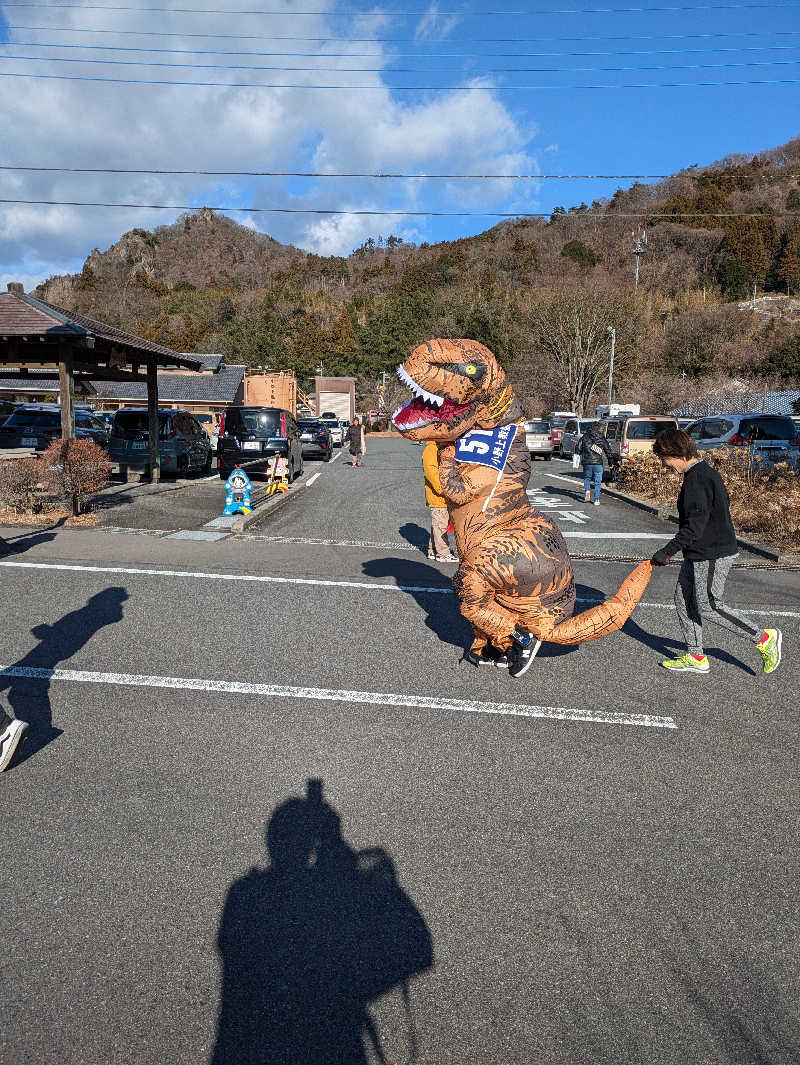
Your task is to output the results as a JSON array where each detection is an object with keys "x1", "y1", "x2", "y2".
[{"x1": 1, "y1": 438, "x2": 798, "y2": 1065}]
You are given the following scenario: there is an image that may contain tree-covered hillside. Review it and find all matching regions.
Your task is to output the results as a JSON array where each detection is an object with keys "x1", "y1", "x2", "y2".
[{"x1": 36, "y1": 138, "x2": 800, "y2": 415}]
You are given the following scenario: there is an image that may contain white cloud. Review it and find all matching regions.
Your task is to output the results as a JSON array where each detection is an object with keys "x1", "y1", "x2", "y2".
[
  {"x1": 413, "y1": 2, "x2": 462, "y2": 44},
  {"x1": 0, "y1": 0, "x2": 542, "y2": 282}
]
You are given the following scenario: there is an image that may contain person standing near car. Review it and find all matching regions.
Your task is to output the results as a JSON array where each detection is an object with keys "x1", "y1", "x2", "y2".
[
  {"x1": 422, "y1": 441, "x2": 457, "y2": 563},
  {"x1": 344, "y1": 417, "x2": 366, "y2": 467},
  {"x1": 650, "y1": 427, "x2": 782, "y2": 675},
  {"x1": 577, "y1": 422, "x2": 616, "y2": 506}
]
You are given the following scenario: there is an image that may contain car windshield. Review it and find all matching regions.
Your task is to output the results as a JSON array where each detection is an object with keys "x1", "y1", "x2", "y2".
[
  {"x1": 113, "y1": 411, "x2": 171, "y2": 437},
  {"x1": 626, "y1": 419, "x2": 676, "y2": 440},
  {"x1": 237, "y1": 410, "x2": 282, "y2": 435},
  {"x1": 6, "y1": 409, "x2": 61, "y2": 428},
  {"x1": 194, "y1": 414, "x2": 213, "y2": 425},
  {"x1": 525, "y1": 421, "x2": 550, "y2": 433},
  {"x1": 579, "y1": 420, "x2": 597, "y2": 431}
]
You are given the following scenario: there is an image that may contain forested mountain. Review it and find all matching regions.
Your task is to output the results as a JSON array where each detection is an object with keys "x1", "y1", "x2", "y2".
[{"x1": 36, "y1": 138, "x2": 800, "y2": 415}]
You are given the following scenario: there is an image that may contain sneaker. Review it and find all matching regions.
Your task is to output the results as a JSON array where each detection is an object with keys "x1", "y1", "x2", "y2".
[
  {"x1": 467, "y1": 645, "x2": 508, "y2": 667},
  {"x1": 593, "y1": 499, "x2": 600, "y2": 506},
  {"x1": 508, "y1": 626, "x2": 542, "y2": 679},
  {"x1": 757, "y1": 628, "x2": 782, "y2": 675},
  {"x1": 0, "y1": 710, "x2": 29, "y2": 772},
  {"x1": 435, "y1": 552, "x2": 458, "y2": 563},
  {"x1": 660, "y1": 653, "x2": 710, "y2": 673},
  {"x1": 426, "y1": 552, "x2": 436, "y2": 560}
]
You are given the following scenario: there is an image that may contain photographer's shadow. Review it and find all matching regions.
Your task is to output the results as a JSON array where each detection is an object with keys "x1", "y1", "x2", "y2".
[{"x1": 212, "y1": 781, "x2": 434, "y2": 1065}]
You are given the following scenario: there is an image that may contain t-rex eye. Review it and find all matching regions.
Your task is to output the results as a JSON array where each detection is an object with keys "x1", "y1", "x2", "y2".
[{"x1": 443, "y1": 361, "x2": 487, "y2": 381}]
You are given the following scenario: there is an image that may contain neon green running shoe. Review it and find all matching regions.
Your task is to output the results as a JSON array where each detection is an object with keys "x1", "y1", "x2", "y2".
[
  {"x1": 757, "y1": 628, "x2": 782, "y2": 675},
  {"x1": 661, "y1": 653, "x2": 709, "y2": 673}
]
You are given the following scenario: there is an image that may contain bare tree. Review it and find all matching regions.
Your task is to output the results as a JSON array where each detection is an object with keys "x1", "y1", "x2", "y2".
[{"x1": 523, "y1": 287, "x2": 640, "y2": 415}]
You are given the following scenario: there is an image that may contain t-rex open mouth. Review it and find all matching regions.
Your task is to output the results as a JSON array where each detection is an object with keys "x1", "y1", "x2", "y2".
[
  {"x1": 392, "y1": 394, "x2": 474, "y2": 430},
  {"x1": 392, "y1": 365, "x2": 474, "y2": 429}
]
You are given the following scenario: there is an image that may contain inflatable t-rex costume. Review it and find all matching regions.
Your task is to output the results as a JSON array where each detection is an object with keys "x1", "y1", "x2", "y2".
[{"x1": 391, "y1": 338, "x2": 652, "y2": 658}]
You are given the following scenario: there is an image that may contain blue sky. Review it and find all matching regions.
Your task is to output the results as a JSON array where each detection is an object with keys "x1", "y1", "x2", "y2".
[{"x1": 0, "y1": 0, "x2": 798, "y2": 290}]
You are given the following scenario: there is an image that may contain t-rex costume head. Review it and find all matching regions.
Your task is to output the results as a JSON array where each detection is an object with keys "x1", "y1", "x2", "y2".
[
  {"x1": 391, "y1": 338, "x2": 523, "y2": 441},
  {"x1": 392, "y1": 338, "x2": 651, "y2": 655}
]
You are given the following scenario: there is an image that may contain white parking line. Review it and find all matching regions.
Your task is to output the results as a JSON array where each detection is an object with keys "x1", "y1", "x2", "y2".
[
  {"x1": 307, "y1": 472, "x2": 321, "y2": 486},
  {"x1": 0, "y1": 664, "x2": 676, "y2": 729},
  {"x1": 2, "y1": 559, "x2": 798, "y2": 617}
]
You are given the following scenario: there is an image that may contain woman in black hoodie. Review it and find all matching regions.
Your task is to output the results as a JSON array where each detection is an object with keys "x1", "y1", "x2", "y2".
[{"x1": 577, "y1": 422, "x2": 616, "y2": 506}]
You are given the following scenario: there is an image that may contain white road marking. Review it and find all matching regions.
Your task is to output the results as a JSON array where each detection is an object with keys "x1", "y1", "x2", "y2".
[
  {"x1": 242, "y1": 534, "x2": 420, "y2": 551},
  {"x1": 0, "y1": 560, "x2": 452, "y2": 594},
  {"x1": 0, "y1": 664, "x2": 676, "y2": 729},
  {"x1": 307, "y1": 472, "x2": 321, "y2": 486},
  {"x1": 541, "y1": 471, "x2": 583, "y2": 485},
  {"x1": 2, "y1": 560, "x2": 798, "y2": 617},
  {"x1": 564, "y1": 532, "x2": 666, "y2": 539}
]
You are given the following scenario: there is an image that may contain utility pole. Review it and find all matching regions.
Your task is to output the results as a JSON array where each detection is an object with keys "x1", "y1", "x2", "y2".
[
  {"x1": 607, "y1": 325, "x2": 616, "y2": 405},
  {"x1": 632, "y1": 229, "x2": 647, "y2": 289}
]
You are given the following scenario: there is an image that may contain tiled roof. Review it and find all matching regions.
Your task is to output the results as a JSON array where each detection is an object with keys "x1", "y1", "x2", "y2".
[
  {"x1": 0, "y1": 292, "x2": 201, "y2": 369},
  {"x1": 181, "y1": 353, "x2": 223, "y2": 371},
  {"x1": 0, "y1": 364, "x2": 245, "y2": 405},
  {"x1": 94, "y1": 364, "x2": 246, "y2": 404},
  {"x1": 0, "y1": 292, "x2": 82, "y2": 337}
]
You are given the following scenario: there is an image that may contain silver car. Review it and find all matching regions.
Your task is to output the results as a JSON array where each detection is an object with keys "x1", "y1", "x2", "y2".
[
  {"x1": 559, "y1": 417, "x2": 599, "y2": 459},
  {"x1": 523, "y1": 420, "x2": 554, "y2": 460},
  {"x1": 685, "y1": 413, "x2": 800, "y2": 469}
]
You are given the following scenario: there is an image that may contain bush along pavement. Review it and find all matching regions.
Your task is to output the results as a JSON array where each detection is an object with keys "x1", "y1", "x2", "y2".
[
  {"x1": 40, "y1": 438, "x2": 111, "y2": 516},
  {"x1": 0, "y1": 456, "x2": 44, "y2": 514},
  {"x1": 616, "y1": 449, "x2": 800, "y2": 553}
]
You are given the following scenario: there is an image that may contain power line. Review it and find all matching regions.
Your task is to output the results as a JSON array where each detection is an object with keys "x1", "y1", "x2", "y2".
[
  {"x1": 9, "y1": 24, "x2": 800, "y2": 45},
  {"x1": 3, "y1": 69, "x2": 800, "y2": 88},
  {"x1": 4, "y1": 53, "x2": 799, "y2": 73},
  {"x1": 1, "y1": 1, "x2": 796, "y2": 15},
  {"x1": 2, "y1": 198, "x2": 798, "y2": 217},
  {"x1": 0, "y1": 166, "x2": 680, "y2": 177},
  {"x1": 8, "y1": 39, "x2": 800, "y2": 58}
]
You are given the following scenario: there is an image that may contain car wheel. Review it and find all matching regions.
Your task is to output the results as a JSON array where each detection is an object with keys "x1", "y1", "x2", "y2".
[
  {"x1": 545, "y1": 454, "x2": 552, "y2": 461},
  {"x1": 219, "y1": 466, "x2": 230, "y2": 481}
]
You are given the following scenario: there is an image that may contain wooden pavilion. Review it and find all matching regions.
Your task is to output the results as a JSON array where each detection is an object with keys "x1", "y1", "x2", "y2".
[{"x1": 0, "y1": 283, "x2": 201, "y2": 481}]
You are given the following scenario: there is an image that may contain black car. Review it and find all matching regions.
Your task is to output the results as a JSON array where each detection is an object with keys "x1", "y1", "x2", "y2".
[
  {"x1": 298, "y1": 418, "x2": 333, "y2": 461},
  {"x1": 217, "y1": 406, "x2": 303, "y2": 481},
  {"x1": 0, "y1": 404, "x2": 110, "y2": 450}
]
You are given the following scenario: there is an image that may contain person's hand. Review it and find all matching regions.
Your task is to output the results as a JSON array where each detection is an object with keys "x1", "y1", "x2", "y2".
[{"x1": 651, "y1": 548, "x2": 671, "y2": 566}]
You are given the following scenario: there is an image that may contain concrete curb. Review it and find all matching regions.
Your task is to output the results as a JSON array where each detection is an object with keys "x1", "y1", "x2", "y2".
[{"x1": 230, "y1": 477, "x2": 310, "y2": 533}]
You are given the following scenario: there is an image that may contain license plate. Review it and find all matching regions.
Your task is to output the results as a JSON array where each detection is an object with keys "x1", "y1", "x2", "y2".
[
  {"x1": 242, "y1": 441, "x2": 261, "y2": 451},
  {"x1": 301, "y1": 434, "x2": 313, "y2": 441},
  {"x1": 21, "y1": 437, "x2": 37, "y2": 446},
  {"x1": 132, "y1": 441, "x2": 147, "y2": 449}
]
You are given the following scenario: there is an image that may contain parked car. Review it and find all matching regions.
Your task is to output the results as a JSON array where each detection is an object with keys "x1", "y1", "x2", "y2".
[
  {"x1": 216, "y1": 405, "x2": 303, "y2": 481},
  {"x1": 601, "y1": 414, "x2": 679, "y2": 463},
  {"x1": 677, "y1": 418, "x2": 696, "y2": 430},
  {"x1": 298, "y1": 418, "x2": 333, "y2": 461},
  {"x1": 545, "y1": 412, "x2": 579, "y2": 453},
  {"x1": 110, "y1": 407, "x2": 212, "y2": 477},
  {"x1": 684, "y1": 413, "x2": 800, "y2": 468},
  {"x1": 0, "y1": 404, "x2": 110, "y2": 451},
  {"x1": 319, "y1": 413, "x2": 344, "y2": 447},
  {"x1": 559, "y1": 417, "x2": 599, "y2": 459},
  {"x1": 192, "y1": 411, "x2": 217, "y2": 440},
  {"x1": 523, "y1": 419, "x2": 554, "y2": 460}
]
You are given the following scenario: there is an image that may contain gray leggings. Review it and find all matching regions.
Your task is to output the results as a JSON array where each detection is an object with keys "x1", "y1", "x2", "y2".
[{"x1": 675, "y1": 555, "x2": 761, "y2": 655}]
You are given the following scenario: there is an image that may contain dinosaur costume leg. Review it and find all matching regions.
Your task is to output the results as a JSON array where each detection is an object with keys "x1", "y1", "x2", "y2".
[{"x1": 454, "y1": 563, "x2": 519, "y2": 653}]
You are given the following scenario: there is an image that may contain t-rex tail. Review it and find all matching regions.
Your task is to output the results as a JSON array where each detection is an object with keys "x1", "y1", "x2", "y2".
[{"x1": 547, "y1": 561, "x2": 653, "y2": 646}]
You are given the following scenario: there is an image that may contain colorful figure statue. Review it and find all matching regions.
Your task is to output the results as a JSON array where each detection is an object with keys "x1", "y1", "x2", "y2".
[
  {"x1": 222, "y1": 467, "x2": 253, "y2": 516},
  {"x1": 391, "y1": 339, "x2": 652, "y2": 675}
]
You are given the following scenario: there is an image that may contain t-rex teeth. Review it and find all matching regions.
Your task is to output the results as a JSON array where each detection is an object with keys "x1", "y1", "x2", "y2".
[{"x1": 395, "y1": 364, "x2": 445, "y2": 407}]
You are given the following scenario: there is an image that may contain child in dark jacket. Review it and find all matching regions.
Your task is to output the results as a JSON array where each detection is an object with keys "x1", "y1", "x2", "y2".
[{"x1": 650, "y1": 428, "x2": 782, "y2": 675}]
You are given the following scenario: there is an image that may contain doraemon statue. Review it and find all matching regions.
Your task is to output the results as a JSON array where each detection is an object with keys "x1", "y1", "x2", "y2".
[{"x1": 222, "y1": 467, "x2": 253, "y2": 516}]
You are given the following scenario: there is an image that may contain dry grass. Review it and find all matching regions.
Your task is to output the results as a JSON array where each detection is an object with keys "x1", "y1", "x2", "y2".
[
  {"x1": 616, "y1": 449, "x2": 800, "y2": 553},
  {"x1": 0, "y1": 507, "x2": 101, "y2": 528}
]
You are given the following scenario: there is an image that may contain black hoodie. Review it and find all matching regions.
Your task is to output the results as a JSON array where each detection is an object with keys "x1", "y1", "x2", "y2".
[
  {"x1": 577, "y1": 424, "x2": 614, "y2": 466},
  {"x1": 661, "y1": 460, "x2": 738, "y2": 561}
]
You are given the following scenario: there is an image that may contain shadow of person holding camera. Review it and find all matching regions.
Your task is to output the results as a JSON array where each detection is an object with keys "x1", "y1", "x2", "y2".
[
  {"x1": 211, "y1": 780, "x2": 434, "y2": 1065},
  {"x1": 1, "y1": 586, "x2": 129, "y2": 766}
]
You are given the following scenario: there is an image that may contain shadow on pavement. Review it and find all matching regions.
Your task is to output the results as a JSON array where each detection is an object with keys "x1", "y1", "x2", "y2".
[
  {"x1": 398, "y1": 522, "x2": 431, "y2": 553},
  {"x1": 0, "y1": 587, "x2": 129, "y2": 766},
  {"x1": 0, "y1": 528, "x2": 59, "y2": 555},
  {"x1": 361, "y1": 556, "x2": 469, "y2": 648},
  {"x1": 212, "y1": 779, "x2": 433, "y2": 1065}
]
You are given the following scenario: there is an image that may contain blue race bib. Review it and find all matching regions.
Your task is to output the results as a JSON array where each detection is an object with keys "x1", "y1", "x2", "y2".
[{"x1": 454, "y1": 424, "x2": 518, "y2": 472}]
